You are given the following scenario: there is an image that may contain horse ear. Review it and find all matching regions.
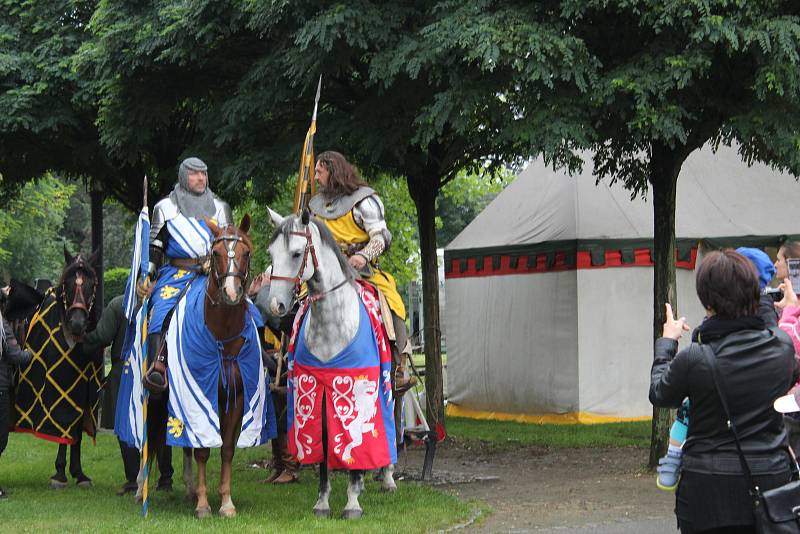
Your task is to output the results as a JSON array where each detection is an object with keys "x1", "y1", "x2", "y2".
[
  {"x1": 301, "y1": 208, "x2": 310, "y2": 226},
  {"x1": 204, "y1": 217, "x2": 221, "y2": 237},
  {"x1": 88, "y1": 248, "x2": 101, "y2": 270},
  {"x1": 63, "y1": 243, "x2": 73, "y2": 265},
  {"x1": 267, "y1": 207, "x2": 285, "y2": 228},
  {"x1": 239, "y1": 214, "x2": 251, "y2": 234}
]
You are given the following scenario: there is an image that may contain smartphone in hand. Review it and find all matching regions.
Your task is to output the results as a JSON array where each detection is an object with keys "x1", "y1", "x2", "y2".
[{"x1": 788, "y1": 257, "x2": 800, "y2": 291}]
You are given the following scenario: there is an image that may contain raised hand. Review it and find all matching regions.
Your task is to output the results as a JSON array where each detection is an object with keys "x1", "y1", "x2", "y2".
[
  {"x1": 662, "y1": 303, "x2": 690, "y2": 340},
  {"x1": 776, "y1": 278, "x2": 799, "y2": 310}
]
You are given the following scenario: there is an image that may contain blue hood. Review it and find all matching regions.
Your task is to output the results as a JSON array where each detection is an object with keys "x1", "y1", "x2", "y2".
[{"x1": 736, "y1": 247, "x2": 775, "y2": 289}]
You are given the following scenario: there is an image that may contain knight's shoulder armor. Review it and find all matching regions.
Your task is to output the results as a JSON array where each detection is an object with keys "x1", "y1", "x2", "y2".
[
  {"x1": 212, "y1": 197, "x2": 233, "y2": 226},
  {"x1": 309, "y1": 186, "x2": 376, "y2": 220},
  {"x1": 150, "y1": 196, "x2": 179, "y2": 240}
]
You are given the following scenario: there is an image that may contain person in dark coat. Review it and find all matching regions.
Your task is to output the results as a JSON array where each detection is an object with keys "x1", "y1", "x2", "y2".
[
  {"x1": 650, "y1": 249, "x2": 799, "y2": 534},
  {"x1": 83, "y1": 295, "x2": 173, "y2": 495},
  {"x1": 0, "y1": 286, "x2": 33, "y2": 498}
]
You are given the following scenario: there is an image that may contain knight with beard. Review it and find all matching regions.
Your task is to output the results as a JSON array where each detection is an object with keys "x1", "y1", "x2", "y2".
[
  {"x1": 309, "y1": 151, "x2": 416, "y2": 395},
  {"x1": 138, "y1": 157, "x2": 232, "y2": 394}
]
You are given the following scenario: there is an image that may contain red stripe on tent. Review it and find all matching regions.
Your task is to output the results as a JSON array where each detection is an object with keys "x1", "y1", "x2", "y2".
[{"x1": 446, "y1": 247, "x2": 697, "y2": 279}]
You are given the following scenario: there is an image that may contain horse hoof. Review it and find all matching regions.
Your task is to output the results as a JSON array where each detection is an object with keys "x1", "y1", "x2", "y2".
[
  {"x1": 195, "y1": 506, "x2": 213, "y2": 519},
  {"x1": 49, "y1": 477, "x2": 68, "y2": 490},
  {"x1": 219, "y1": 505, "x2": 237, "y2": 518},
  {"x1": 342, "y1": 509, "x2": 363, "y2": 520},
  {"x1": 382, "y1": 484, "x2": 397, "y2": 493},
  {"x1": 313, "y1": 507, "x2": 331, "y2": 518},
  {"x1": 76, "y1": 479, "x2": 93, "y2": 488}
]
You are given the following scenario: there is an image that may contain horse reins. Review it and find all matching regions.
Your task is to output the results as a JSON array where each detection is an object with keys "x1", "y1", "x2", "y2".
[{"x1": 269, "y1": 225, "x2": 349, "y2": 303}]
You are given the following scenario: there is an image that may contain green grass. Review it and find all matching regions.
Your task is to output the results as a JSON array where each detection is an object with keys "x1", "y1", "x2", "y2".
[
  {"x1": 445, "y1": 416, "x2": 650, "y2": 450},
  {"x1": 0, "y1": 432, "x2": 473, "y2": 533}
]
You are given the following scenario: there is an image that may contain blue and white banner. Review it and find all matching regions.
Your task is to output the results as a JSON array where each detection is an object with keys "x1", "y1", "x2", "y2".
[
  {"x1": 122, "y1": 206, "x2": 150, "y2": 322},
  {"x1": 115, "y1": 305, "x2": 146, "y2": 449}
]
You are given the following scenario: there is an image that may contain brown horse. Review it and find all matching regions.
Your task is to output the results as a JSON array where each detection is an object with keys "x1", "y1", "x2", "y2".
[
  {"x1": 139, "y1": 214, "x2": 274, "y2": 518},
  {"x1": 194, "y1": 214, "x2": 256, "y2": 518}
]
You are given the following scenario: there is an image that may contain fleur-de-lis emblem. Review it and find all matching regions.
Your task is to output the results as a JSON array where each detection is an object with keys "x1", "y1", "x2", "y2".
[
  {"x1": 160, "y1": 286, "x2": 181, "y2": 300},
  {"x1": 167, "y1": 417, "x2": 184, "y2": 438},
  {"x1": 172, "y1": 269, "x2": 190, "y2": 280}
]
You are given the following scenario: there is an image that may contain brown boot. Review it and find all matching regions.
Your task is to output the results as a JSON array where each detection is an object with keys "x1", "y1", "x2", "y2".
[
  {"x1": 259, "y1": 437, "x2": 283, "y2": 483},
  {"x1": 272, "y1": 434, "x2": 298, "y2": 484}
]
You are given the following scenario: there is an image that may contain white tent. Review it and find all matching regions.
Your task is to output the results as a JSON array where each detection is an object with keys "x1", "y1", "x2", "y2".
[{"x1": 444, "y1": 144, "x2": 800, "y2": 423}]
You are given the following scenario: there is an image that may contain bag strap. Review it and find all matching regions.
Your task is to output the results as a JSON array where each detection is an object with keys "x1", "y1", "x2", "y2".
[{"x1": 699, "y1": 342, "x2": 761, "y2": 496}]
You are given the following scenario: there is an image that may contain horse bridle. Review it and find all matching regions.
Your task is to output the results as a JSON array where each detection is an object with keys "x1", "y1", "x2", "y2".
[
  {"x1": 269, "y1": 226, "x2": 318, "y2": 292},
  {"x1": 268, "y1": 225, "x2": 349, "y2": 303},
  {"x1": 61, "y1": 259, "x2": 96, "y2": 317},
  {"x1": 210, "y1": 230, "x2": 252, "y2": 294}
]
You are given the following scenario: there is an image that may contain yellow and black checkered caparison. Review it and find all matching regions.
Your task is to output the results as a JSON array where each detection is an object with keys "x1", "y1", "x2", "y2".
[{"x1": 14, "y1": 291, "x2": 103, "y2": 445}]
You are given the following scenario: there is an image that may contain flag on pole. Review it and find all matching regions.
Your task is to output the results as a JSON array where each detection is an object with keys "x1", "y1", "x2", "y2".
[
  {"x1": 293, "y1": 75, "x2": 322, "y2": 212},
  {"x1": 122, "y1": 205, "x2": 150, "y2": 322}
]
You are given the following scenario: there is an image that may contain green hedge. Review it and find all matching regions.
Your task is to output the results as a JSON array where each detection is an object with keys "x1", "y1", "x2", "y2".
[{"x1": 103, "y1": 267, "x2": 129, "y2": 306}]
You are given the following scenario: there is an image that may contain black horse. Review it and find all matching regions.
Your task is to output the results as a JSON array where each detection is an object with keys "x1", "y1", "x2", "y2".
[{"x1": 14, "y1": 247, "x2": 102, "y2": 488}]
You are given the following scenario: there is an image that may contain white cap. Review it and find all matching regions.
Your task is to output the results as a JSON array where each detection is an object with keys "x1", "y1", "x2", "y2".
[{"x1": 774, "y1": 391, "x2": 800, "y2": 414}]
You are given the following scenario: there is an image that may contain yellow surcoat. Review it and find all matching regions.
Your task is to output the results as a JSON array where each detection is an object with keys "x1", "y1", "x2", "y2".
[{"x1": 320, "y1": 211, "x2": 406, "y2": 320}]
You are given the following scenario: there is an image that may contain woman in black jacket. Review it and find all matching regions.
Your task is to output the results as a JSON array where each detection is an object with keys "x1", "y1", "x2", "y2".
[
  {"x1": 0, "y1": 287, "x2": 33, "y2": 498},
  {"x1": 650, "y1": 249, "x2": 799, "y2": 534}
]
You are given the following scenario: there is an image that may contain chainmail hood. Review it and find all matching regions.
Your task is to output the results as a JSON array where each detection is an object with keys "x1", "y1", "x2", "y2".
[{"x1": 170, "y1": 157, "x2": 217, "y2": 219}]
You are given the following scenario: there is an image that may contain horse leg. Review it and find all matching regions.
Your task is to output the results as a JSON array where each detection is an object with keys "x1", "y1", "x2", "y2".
[
  {"x1": 50, "y1": 445, "x2": 68, "y2": 488},
  {"x1": 182, "y1": 447, "x2": 195, "y2": 499},
  {"x1": 380, "y1": 463, "x2": 397, "y2": 493},
  {"x1": 313, "y1": 459, "x2": 332, "y2": 517},
  {"x1": 70, "y1": 435, "x2": 92, "y2": 487},
  {"x1": 194, "y1": 448, "x2": 212, "y2": 519},
  {"x1": 342, "y1": 470, "x2": 365, "y2": 519},
  {"x1": 313, "y1": 396, "x2": 331, "y2": 517},
  {"x1": 218, "y1": 371, "x2": 243, "y2": 518}
]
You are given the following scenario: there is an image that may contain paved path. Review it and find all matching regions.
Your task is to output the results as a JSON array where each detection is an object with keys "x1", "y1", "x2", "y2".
[{"x1": 400, "y1": 442, "x2": 676, "y2": 534}]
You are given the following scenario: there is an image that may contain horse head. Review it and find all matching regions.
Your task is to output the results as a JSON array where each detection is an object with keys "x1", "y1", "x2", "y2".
[
  {"x1": 206, "y1": 215, "x2": 253, "y2": 306},
  {"x1": 266, "y1": 208, "x2": 318, "y2": 317},
  {"x1": 60, "y1": 245, "x2": 99, "y2": 340},
  {"x1": 266, "y1": 207, "x2": 355, "y2": 317}
]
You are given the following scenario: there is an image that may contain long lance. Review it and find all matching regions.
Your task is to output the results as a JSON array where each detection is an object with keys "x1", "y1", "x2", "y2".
[
  {"x1": 293, "y1": 75, "x2": 322, "y2": 213},
  {"x1": 139, "y1": 175, "x2": 151, "y2": 518}
]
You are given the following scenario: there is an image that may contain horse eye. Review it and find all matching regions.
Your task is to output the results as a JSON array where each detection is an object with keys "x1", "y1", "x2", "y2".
[{"x1": 292, "y1": 252, "x2": 302, "y2": 259}]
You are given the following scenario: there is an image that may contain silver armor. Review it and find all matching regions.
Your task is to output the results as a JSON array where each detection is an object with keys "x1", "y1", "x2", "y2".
[
  {"x1": 147, "y1": 195, "x2": 233, "y2": 276},
  {"x1": 309, "y1": 186, "x2": 392, "y2": 261}
]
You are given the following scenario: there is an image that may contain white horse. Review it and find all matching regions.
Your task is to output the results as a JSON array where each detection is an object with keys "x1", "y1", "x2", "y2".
[{"x1": 266, "y1": 208, "x2": 396, "y2": 519}]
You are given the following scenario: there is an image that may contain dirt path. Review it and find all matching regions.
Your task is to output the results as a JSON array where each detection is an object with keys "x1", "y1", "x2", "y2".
[{"x1": 396, "y1": 440, "x2": 675, "y2": 532}]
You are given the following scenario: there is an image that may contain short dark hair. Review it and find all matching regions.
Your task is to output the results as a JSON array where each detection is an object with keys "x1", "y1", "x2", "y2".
[
  {"x1": 696, "y1": 249, "x2": 759, "y2": 319},
  {"x1": 781, "y1": 240, "x2": 800, "y2": 260}
]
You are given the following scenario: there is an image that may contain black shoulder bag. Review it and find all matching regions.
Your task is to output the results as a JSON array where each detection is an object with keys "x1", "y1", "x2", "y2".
[{"x1": 701, "y1": 343, "x2": 800, "y2": 534}]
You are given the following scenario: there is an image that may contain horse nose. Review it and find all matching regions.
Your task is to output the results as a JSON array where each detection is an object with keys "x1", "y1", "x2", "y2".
[{"x1": 269, "y1": 297, "x2": 286, "y2": 316}]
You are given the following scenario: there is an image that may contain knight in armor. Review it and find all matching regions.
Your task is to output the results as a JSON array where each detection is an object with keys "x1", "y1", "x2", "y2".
[
  {"x1": 138, "y1": 157, "x2": 233, "y2": 392},
  {"x1": 310, "y1": 151, "x2": 416, "y2": 393}
]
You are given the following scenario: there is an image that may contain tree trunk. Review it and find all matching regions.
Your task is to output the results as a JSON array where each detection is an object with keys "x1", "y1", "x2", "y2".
[
  {"x1": 407, "y1": 173, "x2": 446, "y2": 435},
  {"x1": 90, "y1": 178, "x2": 104, "y2": 317},
  {"x1": 648, "y1": 145, "x2": 682, "y2": 468}
]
